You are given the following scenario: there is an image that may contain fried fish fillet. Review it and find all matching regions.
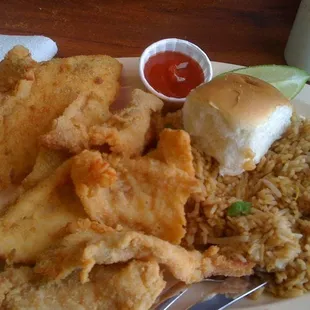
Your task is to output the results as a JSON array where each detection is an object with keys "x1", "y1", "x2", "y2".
[
  {"x1": 89, "y1": 89, "x2": 164, "y2": 156},
  {"x1": 41, "y1": 89, "x2": 163, "y2": 156},
  {"x1": 0, "y1": 45, "x2": 36, "y2": 94},
  {"x1": 35, "y1": 224, "x2": 254, "y2": 284},
  {"x1": 147, "y1": 127, "x2": 195, "y2": 177},
  {"x1": 21, "y1": 147, "x2": 69, "y2": 190},
  {"x1": 71, "y1": 129, "x2": 200, "y2": 244},
  {"x1": 0, "y1": 260, "x2": 165, "y2": 310},
  {"x1": 0, "y1": 160, "x2": 87, "y2": 263},
  {"x1": 40, "y1": 93, "x2": 112, "y2": 154},
  {"x1": 0, "y1": 46, "x2": 121, "y2": 187}
]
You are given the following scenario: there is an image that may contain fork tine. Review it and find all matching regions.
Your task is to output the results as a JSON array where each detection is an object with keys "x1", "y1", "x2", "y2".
[
  {"x1": 216, "y1": 281, "x2": 267, "y2": 310},
  {"x1": 155, "y1": 278, "x2": 267, "y2": 310},
  {"x1": 157, "y1": 287, "x2": 189, "y2": 310},
  {"x1": 189, "y1": 280, "x2": 267, "y2": 310},
  {"x1": 154, "y1": 278, "x2": 225, "y2": 310}
]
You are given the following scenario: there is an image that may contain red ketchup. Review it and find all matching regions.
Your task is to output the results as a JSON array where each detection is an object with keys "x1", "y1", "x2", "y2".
[{"x1": 144, "y1": 51, "x2": 204, "y2": 98}]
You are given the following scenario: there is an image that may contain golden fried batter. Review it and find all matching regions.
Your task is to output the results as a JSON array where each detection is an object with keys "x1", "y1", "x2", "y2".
[
  {"x1": 41, "y1": 89, "x2": 163, "y2": 156},
  {"x1": 0, "y1": 260, "x2": 165, "y2": 310},
  {"x1": 0, "y1": 45, "x2": 36, "y2": 94},
  {"x1": 71, "y1": 129, "x2": 200, "y2": 244},
  {"x1": 35, "y1": 225, "x2": 254, "y2": 284},
  {"x1": 40, "y1": 93, "x2": 112, "y2": 154},
  {"x1": 21, "y1": 147, "x2": 69, "y2": 190},
  {"x1": 148, "y1": 127, "x2": 195, "y2": 177},
  {"x1": 0, "y1": 46, "x2": 121, "y2": 187},
  {"x1": 0, "y1": 160, "x2": 87, "y2": 263},
  {"x1": 89, "y1": 89, "x2": 163, "y2": 156}
]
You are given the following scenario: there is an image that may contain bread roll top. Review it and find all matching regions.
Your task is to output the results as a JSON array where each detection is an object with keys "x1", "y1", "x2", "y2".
[{"x1": 187, "y1": 73, "x2": 290, "y2": 128}]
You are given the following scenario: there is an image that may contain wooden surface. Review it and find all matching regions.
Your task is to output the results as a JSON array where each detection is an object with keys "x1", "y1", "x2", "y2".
[{"x1": 0, "y1": 0, "x2": 301, "y2": 65}]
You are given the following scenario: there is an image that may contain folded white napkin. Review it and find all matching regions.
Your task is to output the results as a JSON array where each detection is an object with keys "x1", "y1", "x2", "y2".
[{"x1": 0, "y1": 35, "x2": 58, "y2": 62}]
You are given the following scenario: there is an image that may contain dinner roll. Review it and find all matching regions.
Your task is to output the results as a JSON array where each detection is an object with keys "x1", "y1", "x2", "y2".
[{"x1": 183, "y1": 73, "x2": 292, "y2": 176}]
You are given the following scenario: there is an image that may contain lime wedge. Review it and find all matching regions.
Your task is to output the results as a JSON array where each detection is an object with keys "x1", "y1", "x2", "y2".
[{"x1": 219, "y1": 65, "x2": 310, "y2": 99}]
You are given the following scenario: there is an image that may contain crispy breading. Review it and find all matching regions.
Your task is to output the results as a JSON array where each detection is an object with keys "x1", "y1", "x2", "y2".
[
  {"x1": 21, "y1": 147, "x2": 69, "y2": 190},
  {"x1": 147, "y1": 128, "x2": 195, "y2": 177},
  {"x1": 71, "y1": 130, "x2": 200, "y2": 244},
  {"x1": 89, "y1": 89, "x2": 163, "y2": 156},
  {"x1": 40, "y1": 93, "x2": 112, "y2": 154},
  {"x1": 0, "y1": 266, "x2": 34, "y2": 304},
  {"x1": 0, "y1": 186, "x2": 22, "y2": 217},
  {"x1": 41, "y1": 89, "x2": 163, "y2": 156},
  {"x1": 0, "y1": 260, "x2": 165, "y2": 310},
  {"x1": 0, "y1": 46, "x2": 36, "y2": 94},
  {"x1": 33, "y1": 219, "x2": 115, "y2": 280},
  {"x1": 0, "y1": 160, "x2": 87, "y2": 263},
  {"x1": 0, "y1": 46, "x2": 121, "y2": 187},
  {"x1": 35, "y1": 227, "x2": 254, "y2": 284}
]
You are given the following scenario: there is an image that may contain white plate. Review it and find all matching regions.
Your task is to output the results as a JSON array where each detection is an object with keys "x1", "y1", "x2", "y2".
[{"x1": 118, "y1": 58, "x2": 310, "y2": 310}]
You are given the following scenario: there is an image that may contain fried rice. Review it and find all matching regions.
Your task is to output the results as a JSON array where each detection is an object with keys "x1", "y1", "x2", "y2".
[{"x1": 161, "y1": 112, "x2": 310, "y2": 298}]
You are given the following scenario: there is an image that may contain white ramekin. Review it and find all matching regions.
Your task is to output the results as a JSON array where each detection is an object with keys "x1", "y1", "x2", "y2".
[{"x1": 139, "y1": 38, "x2": 213, "y2": 103}]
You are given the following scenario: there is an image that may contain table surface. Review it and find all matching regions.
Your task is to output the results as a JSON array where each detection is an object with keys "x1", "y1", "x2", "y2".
[{"x1": 0, "y1": 0, "x2": 301, "y2": 66}]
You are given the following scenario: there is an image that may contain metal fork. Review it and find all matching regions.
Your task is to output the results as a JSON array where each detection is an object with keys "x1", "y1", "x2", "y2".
[{"x1": 154, "y1": 277, "x2": 267, "y2": 310}]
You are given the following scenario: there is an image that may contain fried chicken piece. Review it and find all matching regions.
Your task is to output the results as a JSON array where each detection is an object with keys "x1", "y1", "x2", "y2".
[
  {"x1": 40, "y1": 93, "x2": 111, "y2": 154},
  {"x1": 0, "y1": 46, "x2": 121, "y2": 188},
  {"x1": 0, "y1": 260, "x2": 165, "y2": 310},
  {"x1": 0, "y1": 160, "x2": 87, "y2": 263},
  {"x1": 35, "y1": 227, "x2": 254, "y2": 284},
  {"x1": 89, "y1": 89, "x2": 163, "y2": 156},
  {"x1": 71, "y1": 129, "x2": 200, "y2": 244},
  {"x1": 21, "y1": 147, "x2": 69, "y2": 190}
]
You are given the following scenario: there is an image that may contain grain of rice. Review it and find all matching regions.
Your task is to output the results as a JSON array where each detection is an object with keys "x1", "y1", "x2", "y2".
[
  {"x1": 262, "y1": 179, "x2": 282, "y2": 198},
  {"x1": 183, "y1": 116, "x2": 310, "y2": 298}
]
